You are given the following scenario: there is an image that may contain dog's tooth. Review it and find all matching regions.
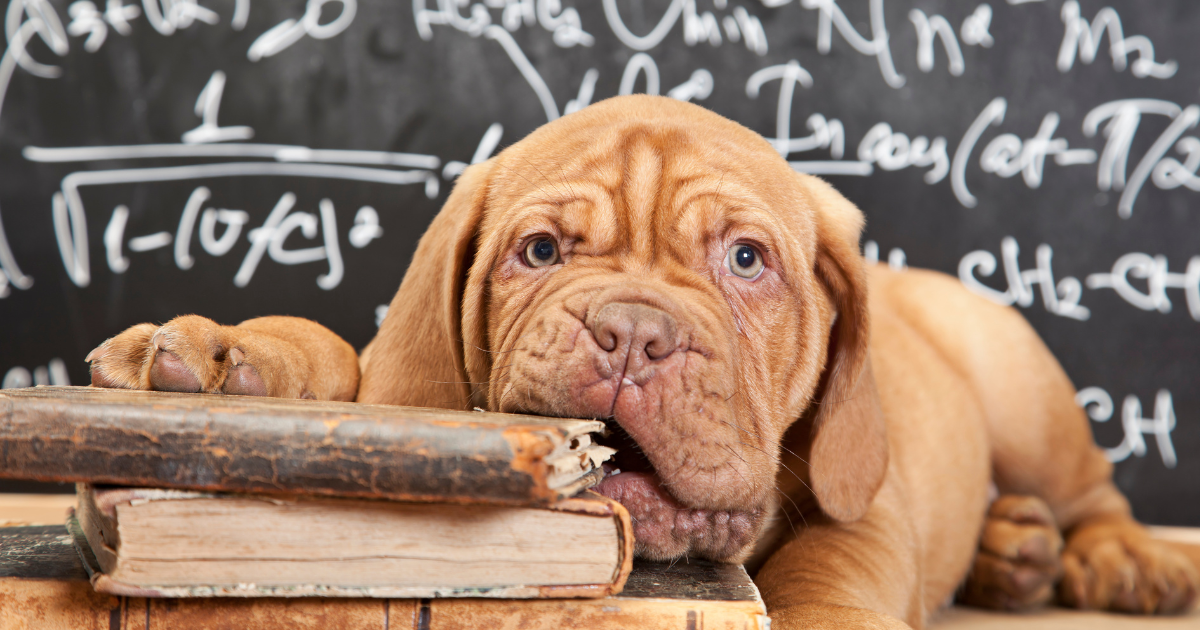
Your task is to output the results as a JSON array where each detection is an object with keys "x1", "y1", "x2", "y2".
[{"x1": 229, "y1": 347, "x2": 245, "y2": 366}]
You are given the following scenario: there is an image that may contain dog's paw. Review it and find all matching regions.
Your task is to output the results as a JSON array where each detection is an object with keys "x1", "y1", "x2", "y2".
[
  {"x1": 960, "y1": 495, "x2": 1063, "y2": 611},
  {"x1": 88, "y1": 316, "x2": 227, "y2": 392},
  {"x1": 86, "y1": 316, "x2": 358, "y2": 401},
  {"x1": 1059, "y1": 518, "x2": 1199, "y2": 614}
]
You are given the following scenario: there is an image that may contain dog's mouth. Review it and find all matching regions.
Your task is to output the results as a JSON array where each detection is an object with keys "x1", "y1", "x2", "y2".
[
  {"x1": 596, "y1": 421, "x2": 657, "y2": 477},
  {"x1": 591, "y1": 421, "x2": 762, "y2": 562}
]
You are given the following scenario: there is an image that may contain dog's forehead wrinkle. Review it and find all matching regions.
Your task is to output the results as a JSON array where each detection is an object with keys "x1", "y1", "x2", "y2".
[{"x1": 613, "y1": 135, "x2": 672, "y2": 260}]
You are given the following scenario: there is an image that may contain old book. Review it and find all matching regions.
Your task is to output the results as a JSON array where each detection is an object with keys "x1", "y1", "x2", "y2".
[
  {"x1": 0, "y1": 386, "x2": 613, "y2": 505},
  {"x1": 74, "y1": 485, "x2": 632, "y2": 599},
  {"x1": 0, "y1": 524, "x2": 769, "y2": 630}
]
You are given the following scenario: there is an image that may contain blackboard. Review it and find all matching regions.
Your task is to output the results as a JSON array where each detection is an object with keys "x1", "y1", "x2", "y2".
[{"x1": 0, "y1": 0, "x2": 1196, "y2": 525}]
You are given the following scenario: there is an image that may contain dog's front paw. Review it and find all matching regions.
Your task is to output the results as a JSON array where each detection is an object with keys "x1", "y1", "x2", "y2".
[
  {"x1": 88, "y1": 316, "x2": 233, "y2": 392},
  {"x1": 1059, "y1": 518, "x2": 1198, "y2": 614},
  {"x1": 86, "y1": 315, "x2": 357, "y2": 400},
  {"x1": 960, "y1": 495, "x2": 1063, "y2": 611}
]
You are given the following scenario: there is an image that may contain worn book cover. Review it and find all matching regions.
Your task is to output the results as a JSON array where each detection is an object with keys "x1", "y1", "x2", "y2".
[
  {"x1": 0, "y1": 525, "x2": 769, "y2": 630},
  {"x1": 73, "y1": 486, "x2": 633, "y2": 599},
  {"x1": 0, "y1": 386, "x2": 613, "y2": 505}
]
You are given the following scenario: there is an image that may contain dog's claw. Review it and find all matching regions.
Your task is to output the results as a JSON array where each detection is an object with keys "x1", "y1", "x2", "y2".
[{"x1": 84, "y1": 344, "x2": 107, "y2": 364}]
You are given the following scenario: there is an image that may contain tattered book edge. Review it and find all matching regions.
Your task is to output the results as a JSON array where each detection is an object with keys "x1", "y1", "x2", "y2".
[
  {"x1": 80, "y1": 472, "x2": 606, "y2": 515},
  {"x1": 550, "y1": 491, "x2": 634, "y2": 593}
]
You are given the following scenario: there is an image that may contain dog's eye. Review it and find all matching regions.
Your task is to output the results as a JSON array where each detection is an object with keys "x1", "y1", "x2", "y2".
[
  {"x1": 727, "y1": 244, "x2": 764, "y2": 279},
  {"x1": 523, "y1": 237, "x2": 560, "y2": 267}
]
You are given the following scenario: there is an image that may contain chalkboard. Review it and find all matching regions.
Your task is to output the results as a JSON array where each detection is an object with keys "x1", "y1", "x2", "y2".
[{"x1": 0, "y1": 0, "x2": 1196, "y2": 525}]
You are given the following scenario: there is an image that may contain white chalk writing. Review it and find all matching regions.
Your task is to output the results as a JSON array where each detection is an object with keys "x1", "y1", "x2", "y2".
[
  {"x1": 2, "y1": 358, "x2": 69, "y2": 388},
  {"x1": 248, "y1": 0, "x2": 356, "y2": 61},
  {"x1": 1078, "y1": 387, "x2": 1179, "y2": 468},
  {"x1": 858, "y1": 122, "x2": 949, "y2": 184},
  {"x1": 800, "y1": 0, "x2": 903, "y2": 88},
  {"x1": 1058, "y1": 1, "x2": 1176, "y2": 80},
  {"x1": 863, "y1": 240, "x2": 907, "y2": 270},
  {"x1": 909, "y1": 9, "x2": 962, "y2": 76},
  {"x1": 1087, "y1": 253, "x2": 1200, "y2": 320},
  {"x1": 962, "y1": 237, "x2": 1200, "y2": 322},
  {"x1": 959, "y1": 236, "x2": 1090, "y2": 321}
]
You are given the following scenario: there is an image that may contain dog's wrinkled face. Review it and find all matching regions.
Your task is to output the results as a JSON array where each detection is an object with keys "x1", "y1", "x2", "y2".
[{"x1": 459, "y1": 97, "x2": 843, "y2": 562}]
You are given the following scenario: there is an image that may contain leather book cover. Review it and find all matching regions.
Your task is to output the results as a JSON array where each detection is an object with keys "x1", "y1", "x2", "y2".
[
  {"x1": 0, "y1": 524, "x2": 769, "y2": 630},
  {"x1": 0, "y1": 386, "x2": 612, "y2": 506}
]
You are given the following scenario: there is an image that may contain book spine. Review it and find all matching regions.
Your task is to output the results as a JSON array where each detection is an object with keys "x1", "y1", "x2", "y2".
[{"x1": 0, "y1": 388, "x2": 566, "y2": 505}]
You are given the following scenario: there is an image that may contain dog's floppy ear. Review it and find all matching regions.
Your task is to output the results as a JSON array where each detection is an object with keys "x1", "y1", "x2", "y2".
[
  {"x1": 357, "y1": 162, "x2": 494, "y2": 409},
  {"x1": 803, "y1": 176, "x2": 889, "y2": 523}
]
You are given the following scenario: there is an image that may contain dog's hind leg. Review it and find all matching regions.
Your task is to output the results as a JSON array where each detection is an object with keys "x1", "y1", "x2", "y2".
[
  {"x1": 86, "y1": 315, "x2": 359, "y2": 401},
  {"x1": 868, "y1": 268, "x2": 1199, "y2": 615},
  {"x1": 967, "y1": 319, "x2": 1200, "y2": 614}
]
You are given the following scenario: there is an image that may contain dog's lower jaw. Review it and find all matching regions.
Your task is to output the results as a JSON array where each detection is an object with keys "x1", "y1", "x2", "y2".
[{"x1": 593, "y1": 470, "x2": 767, "y2": 563}]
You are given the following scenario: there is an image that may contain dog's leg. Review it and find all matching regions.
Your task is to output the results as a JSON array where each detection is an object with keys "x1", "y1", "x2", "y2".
[
  {"x1": 971, "y1": 310, "x2": 1200, "y2": 613},
  {"x1": 755, "y1": 480, "x2": 922, "y2": 629},
  {"x1": 959, "y1": 495, "x2": 1063, "y2": 610},
  {"x1": 86, "y1": 316, "x2": 359, "y2": 401},
  {"x1": 995, "y1": 386, "x2": 1200, "y2": 614}
]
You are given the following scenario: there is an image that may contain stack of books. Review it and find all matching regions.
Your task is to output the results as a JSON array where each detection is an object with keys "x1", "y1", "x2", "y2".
[{"x1": 0, "y1": 386, "x2": 769, "y2": 628}]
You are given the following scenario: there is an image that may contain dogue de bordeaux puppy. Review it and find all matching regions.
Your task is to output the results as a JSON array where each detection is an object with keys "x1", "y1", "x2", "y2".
[{"x1": 86, "y1": 95, "x2": 1198, "y2": 628}]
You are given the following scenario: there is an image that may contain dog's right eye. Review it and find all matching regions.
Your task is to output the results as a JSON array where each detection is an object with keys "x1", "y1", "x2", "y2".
[
  {"x1": 523, "y1": 238, "x2": 560, "y2": 267},
  {"x1": 727, "y1": 243, "x2": 764, "y2": 279}
]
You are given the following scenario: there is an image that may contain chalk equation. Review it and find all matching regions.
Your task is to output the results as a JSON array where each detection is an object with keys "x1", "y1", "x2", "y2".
[
  {"x1": 1078, "y1": 386, "x2": 1179, "y2": 468},
  {"x1": 3, "y1": 0, "x2": 1199, "y2": 300},
  {"x1": 960, "y1": 236, "x2": 1200, "y2": 322},
  {"x1": 19, "y1": 66, "x2": 438, "y2": 291}
]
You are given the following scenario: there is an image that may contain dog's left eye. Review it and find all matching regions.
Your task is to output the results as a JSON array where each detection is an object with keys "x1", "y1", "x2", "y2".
[
  {"x1": 524, "y1": 237, "x2": 560, "y2": 267},
  {"x1": 727, "y1": 244, "x2": 764, "y2": 279}
]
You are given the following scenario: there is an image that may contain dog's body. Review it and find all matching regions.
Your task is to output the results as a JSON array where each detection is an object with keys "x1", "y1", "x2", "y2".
[{"x1": 86, "y1": 96, "x2": 1197, "y2": 628}]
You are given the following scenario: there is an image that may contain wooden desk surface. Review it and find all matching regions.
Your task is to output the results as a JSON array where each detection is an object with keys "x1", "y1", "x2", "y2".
[{"x1": 0, "y1": 493, "x2": 74, "y2": 526}]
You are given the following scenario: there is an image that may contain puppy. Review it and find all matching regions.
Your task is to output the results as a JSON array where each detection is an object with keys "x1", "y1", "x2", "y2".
[{"x1": 87, "y1": 95, "x2": 1198, "y2": 628}]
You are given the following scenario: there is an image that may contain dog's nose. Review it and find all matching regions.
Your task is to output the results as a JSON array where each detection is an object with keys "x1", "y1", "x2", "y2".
[{"x1": 590, "y1": 302, "x2": 678, "y2": 361}]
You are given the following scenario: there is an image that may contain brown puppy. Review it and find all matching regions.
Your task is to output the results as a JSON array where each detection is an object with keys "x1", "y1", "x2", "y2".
[{"x1": 87, "y1": 95, "x2": 1197, "y2": 628}]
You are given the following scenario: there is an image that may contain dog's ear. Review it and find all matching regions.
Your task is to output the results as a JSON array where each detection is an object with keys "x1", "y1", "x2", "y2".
[
  {"x1": 357, "y1": 162, "x2": 494, "y2": 409},
  {"x1": 803, "y1": 176, "x2": 889, "y2": 523}
]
